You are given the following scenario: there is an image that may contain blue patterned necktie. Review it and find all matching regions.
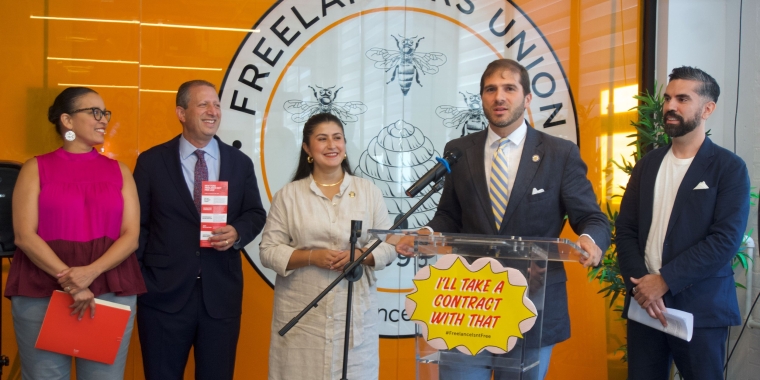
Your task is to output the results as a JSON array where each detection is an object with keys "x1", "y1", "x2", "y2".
[
  {"x1": 193, "y1": 150, "x2": 208, "y2": 213},
  {"x1": 489, "y1": 138, "x2": 510, "y2": 230}
]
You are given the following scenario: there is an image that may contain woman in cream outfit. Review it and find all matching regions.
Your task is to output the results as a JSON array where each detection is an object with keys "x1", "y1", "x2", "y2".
[{"x1": 260, "y1": 112, "x2": 396, "y2": 380}]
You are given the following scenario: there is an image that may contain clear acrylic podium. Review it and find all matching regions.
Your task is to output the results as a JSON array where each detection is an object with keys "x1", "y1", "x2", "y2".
[{"x1": 369, "y1": 230, "x2": 588, "y2": 380}]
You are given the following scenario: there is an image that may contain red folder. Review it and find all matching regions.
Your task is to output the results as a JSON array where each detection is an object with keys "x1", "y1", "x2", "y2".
[{"x1": 35, "y1": 290, "x2": 131, "y2": 364}]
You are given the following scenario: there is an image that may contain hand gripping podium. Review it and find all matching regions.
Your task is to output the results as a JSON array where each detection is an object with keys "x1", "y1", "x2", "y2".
[{"x1": 369, "y1": 230, "x2": 588, "y2": 380}]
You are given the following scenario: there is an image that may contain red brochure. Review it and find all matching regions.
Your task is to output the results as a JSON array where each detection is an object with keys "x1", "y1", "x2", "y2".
[{"x1": 200, "y1": 181, "x2": 228, "y2": 247}]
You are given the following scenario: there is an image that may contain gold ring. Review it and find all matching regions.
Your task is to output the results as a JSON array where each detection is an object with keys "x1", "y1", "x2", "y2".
[
  {"x1": 65, "y1": 286, "x2": 71, "y2": 291},
  {"x1": 225, "y1": 240, "x2": 228, "y2": 245},
  {"x1": 632, "y1": 287, "x2": 638, "y2": 295}
]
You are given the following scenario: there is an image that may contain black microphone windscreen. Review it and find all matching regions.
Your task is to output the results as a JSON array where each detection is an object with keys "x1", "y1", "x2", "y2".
[
  {"x1": 232, "y1": 140, "x2": 242, "y2": 149},
  {"x1": 404, "y1": 147, "x2": 463, "y2": 197}
]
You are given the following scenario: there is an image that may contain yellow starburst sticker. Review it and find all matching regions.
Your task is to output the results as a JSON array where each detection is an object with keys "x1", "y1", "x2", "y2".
[{"x1": 405, "y1": 255, "x2": 537, "y2": 355}]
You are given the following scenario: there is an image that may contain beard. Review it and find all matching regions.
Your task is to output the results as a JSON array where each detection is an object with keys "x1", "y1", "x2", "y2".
[
  {"x1": 484, "y1": 98, "x2": 526, "y2": 129},
  {"x1": 662, "y1": 109, "x2": 700, "y2": 138}
]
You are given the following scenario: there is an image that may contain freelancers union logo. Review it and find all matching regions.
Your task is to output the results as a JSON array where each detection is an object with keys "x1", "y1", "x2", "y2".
[{"x1": 219, "y1": 0, "x2": 578, "y2": 338}]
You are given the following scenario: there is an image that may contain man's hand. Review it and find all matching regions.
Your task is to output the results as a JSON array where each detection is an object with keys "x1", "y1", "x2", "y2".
[
  {"x1": 644, "y1": 298, "x2": 668, "y2": 327},
  {"x1": 395, "y1": 235, "x2": 416, "y2": 257},
  {"x1": 631, "y1": 274, "x2": 669, "y2": 309},
  {"x1": 209, "y1": 225, "x2": 239, "y2": 251},
  {"x1": 577, "y1": 235, "x2": 602, "y2": 268},
  {"x1": 395, "y1": 228, "x2": 433, "y2": 257}
]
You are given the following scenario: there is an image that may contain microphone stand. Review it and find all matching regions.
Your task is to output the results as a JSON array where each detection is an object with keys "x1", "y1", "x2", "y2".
[
  {"x1": 340, "y1": 220, "x2": 362, "y2": 380},
  {"x1": 278, "y1": 177, "x2": 446, "y2": 379}
]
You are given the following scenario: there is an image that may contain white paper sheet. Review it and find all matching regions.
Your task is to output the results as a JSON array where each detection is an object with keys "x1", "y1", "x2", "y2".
[{"x1": 628, "y1": 300, "x2": 694, "y2": 342}]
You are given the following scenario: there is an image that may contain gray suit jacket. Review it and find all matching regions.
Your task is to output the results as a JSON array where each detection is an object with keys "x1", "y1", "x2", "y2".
[{"x1": 428, "y1": 125, "x2": 610, "y2": 346}]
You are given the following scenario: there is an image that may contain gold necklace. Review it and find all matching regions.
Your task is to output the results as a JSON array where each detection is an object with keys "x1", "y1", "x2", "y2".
[{"x1": 314, "y1": 177, "x2": 343, "y2": 187}]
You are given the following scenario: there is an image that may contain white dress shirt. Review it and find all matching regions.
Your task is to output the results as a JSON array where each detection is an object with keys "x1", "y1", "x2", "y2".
[{"x1": 178, "y1": 134, "x2": 220, "y2": 196}]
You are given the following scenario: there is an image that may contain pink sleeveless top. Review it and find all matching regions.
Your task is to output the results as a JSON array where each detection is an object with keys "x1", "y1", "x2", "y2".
[{"x1": 5, "y1": 148, "x2": 146, "y2": 298}]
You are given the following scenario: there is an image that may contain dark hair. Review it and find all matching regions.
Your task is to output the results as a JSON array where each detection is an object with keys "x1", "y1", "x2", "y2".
[
  {"x1": 668, "y1": 66, "x2": 720, "y2": 103},
  {"x1": 480, "y1": 59, "x2": 531, "y2": 96},
  {"x1": 48, "y1": 87, "x2": 98, "y2": 137},
  {"x1": 176, "y1": 80, "x2": 217, "y2": 108},
  {"x1": 291, "y1": 113, "x2": 353, "y2": 182}
]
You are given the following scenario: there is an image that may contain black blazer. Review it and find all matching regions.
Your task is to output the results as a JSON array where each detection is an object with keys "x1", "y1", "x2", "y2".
[
  {"x1": 616, "y1": 137, "x2": 748, "y2": 327},
  {"x1": 428, "y1": 125, "x2": 610, "y2": 346},
  {"x1": 134, "y1": 135, "x2": 266, "y2": 319}
]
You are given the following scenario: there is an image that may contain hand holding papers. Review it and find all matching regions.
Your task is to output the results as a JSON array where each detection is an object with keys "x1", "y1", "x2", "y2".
[
  {"x1": 628, "y1": 300, "x2": 693, "y2": 341},
  {"x1": 36, "y1": 291, "x2": 131, "y2": 364},
  {"x1": 200, "y1": 181, "x2": 228, "y2": 248}
]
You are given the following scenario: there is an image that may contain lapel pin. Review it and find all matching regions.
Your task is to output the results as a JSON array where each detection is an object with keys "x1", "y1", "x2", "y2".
[
  {"x1": 532, "y1": 155, "x2": 540, "y2": 162},
  {"x1": 349, "y1": 191, "x2": 356, "y2": 198}
]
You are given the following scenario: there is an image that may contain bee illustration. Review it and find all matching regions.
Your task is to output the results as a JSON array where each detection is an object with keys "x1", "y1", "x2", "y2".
[
  {"x1": 435, "y1": 91, "x2": 488, "y2": 137},
  {"x1": 366, "y1": 35, "x2": 447, "y2": 96},
  {"x1": 283, "y1": 85, "x2": 367, "y2": 123}
]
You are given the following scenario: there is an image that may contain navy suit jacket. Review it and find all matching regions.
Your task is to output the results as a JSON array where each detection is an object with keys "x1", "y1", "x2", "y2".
[
  {"x1": 616, "y1": 137, "x2": 749, "y2": 328},
  {"x1": 134, "y1": 135, "x2": 266, "y2": 319},
  {"x1": 428, "y1": 126, "x2": 610, "y2": 346}
]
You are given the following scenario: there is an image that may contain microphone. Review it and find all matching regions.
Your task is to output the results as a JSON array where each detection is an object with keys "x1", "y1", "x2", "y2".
[
  {"x1": 345, "y1": 220, "x2": 364, "y2": 282},
  {"x1": 349, "y1": 220, "x2": 362, "y2": 243},
  {"x1": 232, "y1": 140, "x2": 242, "y2": 149},
  {"x1": 405, "y1": 148, "x2": 463, "y2": 197}
]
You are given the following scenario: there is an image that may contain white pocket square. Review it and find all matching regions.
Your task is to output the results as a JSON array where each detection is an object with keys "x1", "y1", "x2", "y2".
[
  {"x1": 693, "y1": 181, "x2": 709, "y2": 190},
  {"x1": 532, "y1": 188, "x2": 545, "y2": 195}
]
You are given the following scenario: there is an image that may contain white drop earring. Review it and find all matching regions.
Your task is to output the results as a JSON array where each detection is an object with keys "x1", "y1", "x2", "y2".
[{"x1": 64, "y1": 130, "x2": 76, "y2": 142}]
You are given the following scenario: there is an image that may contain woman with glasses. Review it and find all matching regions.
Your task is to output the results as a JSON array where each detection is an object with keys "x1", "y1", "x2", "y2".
[{"x1": 5, "y1": 87, "x2": 146, "y2": 379}]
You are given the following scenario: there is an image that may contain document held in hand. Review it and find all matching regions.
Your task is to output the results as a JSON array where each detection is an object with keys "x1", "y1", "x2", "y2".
[
  {"x1": 200, "y1": 181, "x2": 228, "y2": 247},
  {"x1": 35, "y1": 290, "x2": 131, "y2": 364},
  {"x1": 628, "y1": 299, "x2": 694, "y2": 341}
]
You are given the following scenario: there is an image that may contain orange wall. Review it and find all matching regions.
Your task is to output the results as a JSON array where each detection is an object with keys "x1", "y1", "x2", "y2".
[{"x1": 0, "y1": 1, "x2": 640, "y2": 379}]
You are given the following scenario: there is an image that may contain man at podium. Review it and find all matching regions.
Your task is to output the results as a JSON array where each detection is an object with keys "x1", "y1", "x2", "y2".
[{"x1": 396, "y1": 58, "x2": 610, "y2": 379}]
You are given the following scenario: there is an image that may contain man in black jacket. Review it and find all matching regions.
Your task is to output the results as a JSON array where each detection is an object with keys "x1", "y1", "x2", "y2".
[{"x1": 134, "y1": 80, "x2": 266, "y2": 380}]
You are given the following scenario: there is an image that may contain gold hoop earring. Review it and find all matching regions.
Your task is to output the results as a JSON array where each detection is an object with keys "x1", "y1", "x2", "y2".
[
  {"x1": 343, "y1": 153, "x2": 347, "y2": 160},
  {"x1": 307, "y1": 156, "x2": 314, "y2": 163}
]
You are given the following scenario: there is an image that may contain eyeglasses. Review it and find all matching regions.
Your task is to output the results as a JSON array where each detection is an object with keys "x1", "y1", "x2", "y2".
[{"x1": 69, "y1": 107, "x2": 112, "y2": 122}]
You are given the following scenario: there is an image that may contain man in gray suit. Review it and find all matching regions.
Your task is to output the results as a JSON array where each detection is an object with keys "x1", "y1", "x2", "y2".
[{"x1": 396, "y1": 59, "x2": 609, "y2": 379}]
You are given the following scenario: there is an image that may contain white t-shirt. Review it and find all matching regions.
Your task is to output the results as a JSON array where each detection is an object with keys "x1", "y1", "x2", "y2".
[{"x1": 644, "y1": 148, "x2": 694, "y2": 274}]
